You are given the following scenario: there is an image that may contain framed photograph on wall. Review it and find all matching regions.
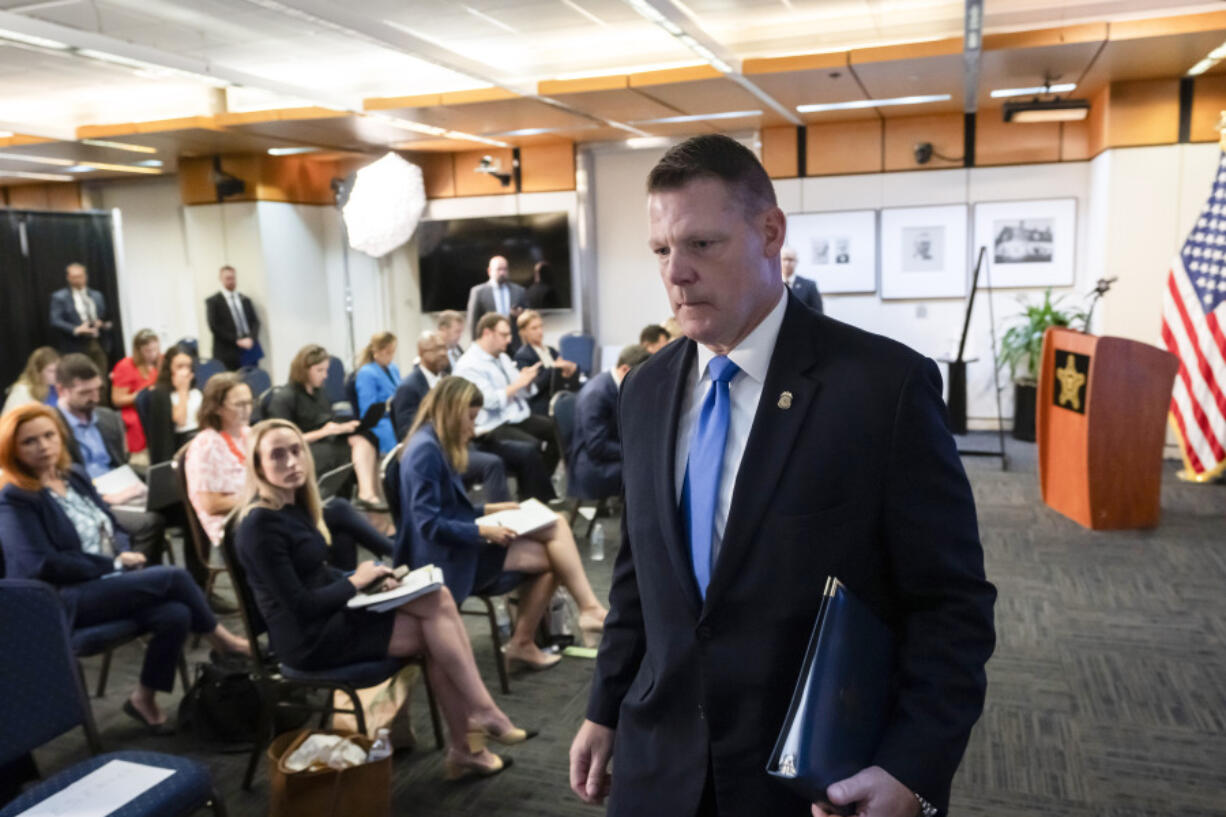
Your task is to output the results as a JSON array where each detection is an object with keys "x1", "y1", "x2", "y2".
[
  {"x1": 973, "y1": 198, "x2": 1076, "y2": 288},
  {"x1": 785, "y1": 209, "x2": 877, "y2": 294},
  {"x1": 880, "y1": 204, "x2": 968, "y2": 299}
]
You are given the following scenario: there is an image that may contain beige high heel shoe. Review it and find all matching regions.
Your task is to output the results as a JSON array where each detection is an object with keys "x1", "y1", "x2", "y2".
[{"x1": 443, "y1": 747, "x2": 512, "y2": 781}]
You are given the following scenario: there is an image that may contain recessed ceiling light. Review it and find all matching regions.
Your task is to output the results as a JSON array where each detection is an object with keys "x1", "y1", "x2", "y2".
[
  {"x1": 80, "y1": 139, "x2": 158, "y2": 154},
  {"x1": 630, "y1": 110, "x2": 762, "y2": 125},
  {"x1": 1186, "y1": 38, "x2": 1226, "y2": 76},
  {"x1": 625, "y1": 137, "x2": 671, "y2": 150},
  {"x1": 65, "y1": 165, "x2": 96, "y2": 173},
  {"x1": 0, "y1": 152, "x2": 161, "y2": 174},
  {"x1": 990, "y1": 83, "x2": 1076, "y2": 99},
  {"x1": 267, "y1": 146, "x2": 321, "y2": 156},
  {"x1": 0, "y1": 169, "x2": 74, "y2": 182},
  {"x1": 134, "y1": 159, "x2": 164, "y2": 167},
  {"x1": 0, "y1": 130, "x2": 12, "y2": 139},
  {"x1": 0, "y1": 28, "x2": 69, "y2": 50},
  {"x1": 797, "y1": 94, "x2": 951, "y2": 113}
]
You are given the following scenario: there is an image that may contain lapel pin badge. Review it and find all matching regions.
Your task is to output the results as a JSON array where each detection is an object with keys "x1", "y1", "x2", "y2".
[{"x1": 777, "y1": 390, "x2": 793, "y2": 410}]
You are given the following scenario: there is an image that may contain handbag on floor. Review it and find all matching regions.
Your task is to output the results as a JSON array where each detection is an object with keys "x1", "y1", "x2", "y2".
[
  {"x1": 268, "y1": 729, "x2": 390, "y2": 817},
  {"x1": 331, "y1": 663, "x2": 420, "y2": 749}
]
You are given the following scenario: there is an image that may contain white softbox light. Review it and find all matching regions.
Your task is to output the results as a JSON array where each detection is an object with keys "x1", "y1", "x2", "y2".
[{"x1": 342, "y1": 152, "x2": 427, "y2": 258}]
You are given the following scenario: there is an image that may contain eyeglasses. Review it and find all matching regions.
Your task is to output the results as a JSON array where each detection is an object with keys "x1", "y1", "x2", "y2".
[
  {"x1": 225, "y1": 401, "x2": 254, "y2": 410},
  {"x1": 266, "y1": 443, "x2": 303, "y2": 463}
]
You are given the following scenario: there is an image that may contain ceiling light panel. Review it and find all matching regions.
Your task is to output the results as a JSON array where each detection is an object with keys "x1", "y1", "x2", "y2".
[
  {"x1": 797, "y1": 94, "x2": 952, "y2": 113},
  {"x1": 990, "y1": 83, "x2": 1076, "y2": 99}
]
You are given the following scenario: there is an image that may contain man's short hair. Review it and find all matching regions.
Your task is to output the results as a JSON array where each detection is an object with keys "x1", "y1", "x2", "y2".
[
  {"x1": 476, "y1": 312, "x2": 508, "y2": 336},
  {"x1": 639, "y1": 324, "x2": 669, "y2": 347},
  {"x1": 647, "y1": 134, "x2": 776, "y2": 217},
  {"x1": 617, "y1": 344, "x2": 651, "y2": 370},
  {"x1": 56, "y1": 353, "x2": 99, "y2": 386},
  {"x1": 220, "y1": 265, "x2": 235, "y2": 274},
  {"x1": 517, "y1": 309, "x2": 541, "y2": 331},
  {"x1": 437, "y1": 310, "x2": 464, "y2": 330}
]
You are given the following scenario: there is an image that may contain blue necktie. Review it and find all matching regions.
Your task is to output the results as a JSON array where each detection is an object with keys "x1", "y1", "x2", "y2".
[{"x1": 682, "y1": 355, "x2": 740, "y2": 599}]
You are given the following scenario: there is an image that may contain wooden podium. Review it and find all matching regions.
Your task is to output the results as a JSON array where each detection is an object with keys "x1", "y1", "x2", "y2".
[{"x1": 1036, "y1": 328, "x2": 1178, "y2": 530}]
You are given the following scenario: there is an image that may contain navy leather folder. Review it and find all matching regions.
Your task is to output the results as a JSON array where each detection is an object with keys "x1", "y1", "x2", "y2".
[{"x1": 766, "y1": 576, "x2": 896, "y2": 811}]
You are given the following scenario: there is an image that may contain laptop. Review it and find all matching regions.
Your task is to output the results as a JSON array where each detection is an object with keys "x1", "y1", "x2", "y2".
[{"x1": 110, "y1": 461, "x2": 182, "y2": 513}]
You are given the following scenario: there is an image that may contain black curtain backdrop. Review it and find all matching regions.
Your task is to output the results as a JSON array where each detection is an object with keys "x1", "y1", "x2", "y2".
[{"x1": 0, "y1": 210, "x2": 123, "y2": 392}]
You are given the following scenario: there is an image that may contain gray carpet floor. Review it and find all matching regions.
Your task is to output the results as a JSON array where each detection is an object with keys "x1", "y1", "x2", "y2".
[{"x1": 26, "y1": 435, "x2": 1226, "y2": 816}]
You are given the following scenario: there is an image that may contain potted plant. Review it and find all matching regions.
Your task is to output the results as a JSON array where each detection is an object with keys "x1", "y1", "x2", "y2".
[{"x1": 998, "y1": 289, "x2": 1088, "y2": 441}]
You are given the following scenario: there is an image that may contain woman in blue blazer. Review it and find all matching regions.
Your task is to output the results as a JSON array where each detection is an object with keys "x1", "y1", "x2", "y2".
[
  {"x1": 0, "y1": 404, "x2": 248, "y2": 733},
  {"x1": 396, "y1": 376, "x2": 607, "y2": 671},
  {"x1": 353, "y1": 331, "x2": 401, "y2": 455}
]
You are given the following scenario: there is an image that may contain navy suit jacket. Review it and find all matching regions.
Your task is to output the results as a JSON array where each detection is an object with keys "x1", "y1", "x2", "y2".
[
  {"x1": 588, "y1": 292, "x2": 995, "y2": 816},
  {"x1": 390, "y1": 366, "x2": 433, "y2": 443},
  {"x1": 0, "y1": 467, "x2": 131, "y2": 623},
  {"x1": 49, "y1": 287, "x2": 111, "y2": 354},
  {"x1": 394, "y1": 425, "x2": 488, "y2": 603},
  {"x1": 465, "y1": 281, "x2": 526, "y2": 341},
  {"x1": 789, "y1": 274, "x2": 823, "y2": 314},
  {"x1": 512, "y1": 343, "x2": 572, "y2": 415},
  {"x1": 570, "y1": 370, "x2": 621, "y2": 499}
]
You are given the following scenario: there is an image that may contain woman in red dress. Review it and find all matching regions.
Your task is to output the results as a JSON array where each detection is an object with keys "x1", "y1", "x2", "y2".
[{"x1": 110, "y1": 329, "x2": 161, "y2": 455}]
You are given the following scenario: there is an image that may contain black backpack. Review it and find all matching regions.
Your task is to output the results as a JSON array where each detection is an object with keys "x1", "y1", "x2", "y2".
[{"x1": 177, "y1": 652, "x2": 311, "y2": 745}]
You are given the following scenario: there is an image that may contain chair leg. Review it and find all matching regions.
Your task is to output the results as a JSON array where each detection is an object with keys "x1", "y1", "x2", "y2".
[
  {"x1": 243, "y1": 684, "x2": 275, "y2": 791},
  {"x1": 178, "y1": 654, "x2": 190, "y2": 692},
  {"x1": 484, "y1": 598, "x2": 510, "y2": 694},
  {"x1": 96, "y1": 649, "x2": 114, "y2": 698},
  {"x1": 343, "y1": 686, "x2": 367, "y2": 737},
  {"x1": 209, "y1": 789, "x2": 229, "y2": 817},
  {"x1": 420, "y1": 659, "x2": 444, "y2": 750}
]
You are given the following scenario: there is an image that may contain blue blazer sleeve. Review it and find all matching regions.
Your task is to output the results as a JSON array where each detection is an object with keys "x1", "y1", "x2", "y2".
[
  {"x1": 405, "y1": 439, "x2": 484, "y2": 550},
  {"x1": 0, "y1": 489, "x2": 113, "y2": 584},
  {"x1": 49, "y1": 290, "x2": 79, "y2": 336},
  {"x1": 579, "y1": 380, "x2": 621, "y2": 464}
]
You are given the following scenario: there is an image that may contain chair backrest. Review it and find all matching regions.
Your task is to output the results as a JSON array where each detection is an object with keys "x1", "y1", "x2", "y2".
[
  {"x1": 343, "y1": 371, "x2": 359, "y2": 413},
  {"x1": 317, "y1": 463, "x2": 355, "y2": 501},
  {"x1": 218, "y1": 519, "x2": 273, "y2": 674},
  {"x1": 381, "y1": 443, "x2": 405, "y2": 536},
  {"x1": 195, "y1": 358, "x2": 226, "y2": 387},
  {"x1": 134, "y1": 387, "x2": 153, "y2": 436},
  {"x1": 173, "y1": 443, "x2": 214, "y2": 568},
  {"x1": 559, "y1": 332, "x2": 596, "y2": 376},
  {"x1": 0, "y1": 579, "x2": 101, "y2": 764},
  {"x1": 174, "y1": 337, "x2": 199, "y2": 358},
  {"x1": 240, "y1": 366, "x2": 272, "y2": 400},
  {"x1": 551, "y1": 390, "x2": 578, "y2": 462},
  {"x1": 324, "y1": 356, "x2": 347, "y2": 405}
]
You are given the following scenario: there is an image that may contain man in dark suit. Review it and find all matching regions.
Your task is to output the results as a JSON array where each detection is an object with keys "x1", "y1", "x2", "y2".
[
  {"x1": 465, "y1": 255, "x2": 527, "y2": 348},
  {"x1": 49, "y1": 262, "x2": 113, "y2": 376},
  {"x1": 205, "y1": 265, "x2": 261, "y2": 370},
  {"x1": 513, "y1": 309, "x2": 579, "y2": 415},
  {"x1": 782, "y1": 246, "x2": 823, "y2": 314},
  {"x1": 390, "y1": 331, "x2": 510, "y2": 502},
  {"x1": 569, "y1": 135, "x2": 995, "y2": 817},
  {"x1": 54, "y1": 354, "x2": 169, "y2": 566},
  {"x1": 570, "y1": 344, "x2": 650, "y2": 500}
]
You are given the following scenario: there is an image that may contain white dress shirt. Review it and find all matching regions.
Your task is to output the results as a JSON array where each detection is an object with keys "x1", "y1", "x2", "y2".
[
  {"x1": 454, "y1": 344, "x2": 535, "y2": 435},
  {"x1": 422, "y1": 366, "x2": 440, "y2": 389},
  {"x1": 532, "y1": 344, "x2": 556, "y2": 367},
  {"x1": 72, "y1": 288, "x2": 96, "y2": 323},
  {"x1": 493, "y1": 283, "x2": 511, "y2": 315},
  {"x1": 674, "y1": 289, "x2": 788, "y2": 565}
]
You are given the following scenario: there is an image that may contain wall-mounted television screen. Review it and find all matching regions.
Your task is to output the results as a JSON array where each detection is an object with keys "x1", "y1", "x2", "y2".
[{"x1": 417, "y1": 212, "x2": 573, "y2": 313}]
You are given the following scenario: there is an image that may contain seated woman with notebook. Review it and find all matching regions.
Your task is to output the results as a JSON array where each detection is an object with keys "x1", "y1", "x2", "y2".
[
  {"x1": 267, "y1": 344, "x2": 383, "y2": 509},
  {"x1": 397, "y1": 376, "x2": 607, "y2": 672},
  {"x1": 235, "y1": 418, "x2": 530, "y2": 780},
  {"x1": 0, "y1": 404, "x2": 249, "y2": 735}
]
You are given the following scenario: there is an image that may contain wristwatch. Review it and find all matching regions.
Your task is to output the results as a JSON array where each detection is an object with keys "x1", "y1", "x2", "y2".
[{"x1": 914, "y1": 792, "x2": 938, "y2": 817}]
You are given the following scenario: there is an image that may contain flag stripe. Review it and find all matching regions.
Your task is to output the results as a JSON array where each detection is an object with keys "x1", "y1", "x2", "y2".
[
  {"x1": 1164, "y1": 276, "x2": 1226, "y2": 437},
  {"x1": 1171, "y1": 378, "x2": 1218, "y2": 472},
  {"x1": 1163, "y1": 320, "x2": 1226, "y2": 467},
  {"x1": 1169, "y1": 397, "x2": 1207, "y2": 474}
]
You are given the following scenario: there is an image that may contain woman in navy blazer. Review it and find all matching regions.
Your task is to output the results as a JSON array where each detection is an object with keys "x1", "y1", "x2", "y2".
[
  {"x1": 0, "y1": 404, "x2": 248, "y2": 733},
  {"x1": 396, "y1": 376, "x2": 607, "y2": 671},
  {"x1": 353, "y1": 331, "x2": 400, "y2": 455}
]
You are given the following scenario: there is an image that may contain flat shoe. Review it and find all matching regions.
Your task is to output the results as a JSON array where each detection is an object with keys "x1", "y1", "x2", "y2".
[
  {"x1": 123, "y1": 700, "x2": 172, "y2": 736},
  {"x1": 352, "y1": 497, "x2": 389, "y2": 512},
  {"x1": 468, "y1": 725, "x2": 539, "y2": 747},
  {"x1": 444, "y1": 752, "x2": 512, "y2": 781},
  {"x1": 502, "y1": 647, "x2": 562, "y2": 672}
]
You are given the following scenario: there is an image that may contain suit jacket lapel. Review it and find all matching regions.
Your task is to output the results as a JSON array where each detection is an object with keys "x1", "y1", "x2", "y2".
[
  {"x1": 702, "y1": 296, "x2": 824, "y2": 614},
  {"x1": 655, "y1": 339, "x2": 702, "y2": 617}
]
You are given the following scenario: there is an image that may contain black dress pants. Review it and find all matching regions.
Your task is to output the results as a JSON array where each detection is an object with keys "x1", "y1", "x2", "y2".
[
  {"x1": 322, "y1": 497, "x2": 394, "y2": 571},
  {"x1": 72, "y1": 566, "x2": 217, "y2": 692},
  {"x1": 480, "y1": 415, "x2": 560, "y2": 501}
]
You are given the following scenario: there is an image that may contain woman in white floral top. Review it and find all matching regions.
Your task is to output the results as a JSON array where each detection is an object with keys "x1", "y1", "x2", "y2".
[{"x1": 186, "y1": 373, "x2": 253, "y2": 545}]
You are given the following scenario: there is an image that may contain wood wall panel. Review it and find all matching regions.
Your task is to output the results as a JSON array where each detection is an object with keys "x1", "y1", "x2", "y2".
[
  {"x1": 519, "y1": 142, "x2": 575, "y2": 192},
  {"x1": 1105, "y1": 79, "x2": 1179, "y2": 148},
  {"x1": 1, "y1": 183, "x2": 81, "y2": 210},
  {"x1": 178, "y1": 155, "x2": 340, "y2": 205},
  {"x1": 884, "y1": 114, "x2": 963, "y2": 171},
  {"x1": 1190, "y1": 75, "x2": 1226, "y2": 142},
  {"x1": 1060, "y1": 120, "x2": 1090, "y2": 161},
  {"x1": 411, "y1": 153, "x2": 455, "y2": 198},
  {"x1": 976, "y1": 109, "x2": 1061, "y2": 166},
  {"x1": 761, "y1": 126, "x2": 798, "y2": 178},
  {"x1": 453, "y1": 148, "x2": 516, "y2": 197},
  {"x1": 806, "y1": 120, "x2": 883, "y2": 175},
  {"x1": 1086, "y1": 85, "x2": 1109, "y2": 158}
]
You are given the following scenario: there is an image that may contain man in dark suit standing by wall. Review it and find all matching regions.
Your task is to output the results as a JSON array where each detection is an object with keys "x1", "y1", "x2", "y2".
[
  {"x1": 570, "y1": 344, "x2": 650, "y2": 500},
  {"x1": 465, "y1": 255, "x2": 526, "y2": 347},
  {"x1": 390, "y1": 331, "x2": 510, "y2": 502},
  {"x1": 782, "y1": 246, "x2": 823, "y2": 314},
  {"x1": 569, "y1": 135, "x2": 995, "y2": 817},
  {"x1": 49, "y1": 262, "x2": 113, "y2": 377},
  {"x1": 205, "y1": 265, "x2": 261, "y2": 370}
]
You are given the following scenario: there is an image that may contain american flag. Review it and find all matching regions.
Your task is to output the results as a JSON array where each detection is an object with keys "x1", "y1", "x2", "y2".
[{"x1": 1162, "y1": 151, "x2": 1226, "y2": 482}]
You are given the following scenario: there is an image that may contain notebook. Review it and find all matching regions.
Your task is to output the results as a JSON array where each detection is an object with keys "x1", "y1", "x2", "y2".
[
  {"x1": 474, "y1": 498, "x2": 558, "y2": 537},
  {"x1": 766, "y1": 577, "x2": 896, "y2": 815},
  {"x1": 347, "y1": 564, "x2": 445, "y2": 614}
]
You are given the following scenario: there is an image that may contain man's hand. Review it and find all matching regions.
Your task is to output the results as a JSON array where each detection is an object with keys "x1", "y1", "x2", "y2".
[
  {"x1": 511, "y1": 363, "x2": 540, "y2": 393},
  {"x1": 812, "y1": 766, "x2": 920, "y2": 817},
  {"x1": 118, "y1": 552, "x2": 146, "y2": 570},
  {"x1": 172, "y1": 366, "x2": 194, "y2": 392},
  {"x1": 236, "y1": 337, "x2": 255, "y2": 350},
  {"x1": 558, "y1": 359, "x2": 578, "y2": 377},
  {"x1": 73, "y1": 323, "x2": 97, "y2": 337},
  {"x1": 569, "y1": 720, "x2": 615, "y2": 805}
]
